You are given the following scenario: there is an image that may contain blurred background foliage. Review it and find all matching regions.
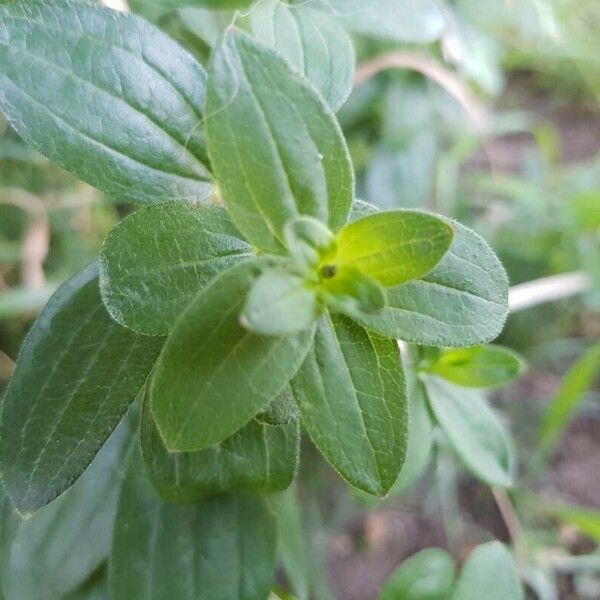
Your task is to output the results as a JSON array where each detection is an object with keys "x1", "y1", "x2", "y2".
[{"x1": 0, "y1": 0, "x2": 599, "y2": 598}]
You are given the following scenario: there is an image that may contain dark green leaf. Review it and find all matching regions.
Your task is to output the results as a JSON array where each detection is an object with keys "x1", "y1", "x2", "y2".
[
  {"x1": 0, "y1": 415, "x2": 133, "y2": 599},
  {"x1": 250, "y1": 0, "x2": 354, "y2": 111},
  {"x1": 379, "y1": 547, "x2": 456, "y2": 600},
  {"x1": 241, "y1": 268, "x2": 323, "y2": 336},
  {"x1": 291, "y1": 314, "x2": 407, "y2": 496},
  {"x1": 351, "y1": 202, "x2": 508, "y2": 347},
  {"x1": 0, "y1": 0, "x2": 213, "y2": 204},
  {"x1": 0, "y1": 263, "x2": 162, "y2": 514},
  {"x1": 452, "y1": 542, "x2": 524, "y2": 600},
  {"x1": 110, "y1": 451, "x2": 277, "y2": 600},
  {"x1": 424, "y1": 376, "x2": 515, "y2": 488},
  {"x1": 538, "y1": 342, "x2": 600, "y2": 457},
  {"x1": 206, "y1": 29, "x2": 354, "y2": 253},
  {"x1": 100, "y1": 202, "x2": 251, "y2": 335},
  {"x1": 141, "y1": 395, "x2": 298, "y2": 503},
  {"x1": 428, "y1": 345, "x2": 526, "y2": 388},
  {"x1": 335, "y1": 210, "x2": 453, "y2": 287},
  {"x1": 151, "y1": 258, "x2": 315, "y2": 451}
]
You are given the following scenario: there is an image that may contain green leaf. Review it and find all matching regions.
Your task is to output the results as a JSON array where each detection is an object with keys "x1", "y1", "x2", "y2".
[
  {"x1": 241, "y1": 268, "x2": 323, "y2": 336},
  {"x1": 0, "y1": 0, "x2": 213, "y2": 204},
  {"x1": 250, "y1": 0, "x2": 355, "y2": 111},
  {"x1": 542, "y1": 501, "x2": 600, "y2": 543},
  {"x1": 206, "y1": 29, "x2": 354, "y2": 253},
  {"x1": 452, "y1": 542, "x2": 524, "y2": 600},
  {"x1": 110, "y1": 450, "x2": 277, "y2": 600},
  {"x1": 424, "y1": 376, "x2": 515, "y2": 488},
  {"x1": 255, "y1": 387, "x2": 300, "y2": 426},
  {"x1": 317, "y1": 0, "x2": 445, "y2": 44},
  {"x1": 151, "y1": 258, "x2": 315, "y2": 452},
  {"x1": 538, "y1": 342, "x2": 600, "y2": 457},
  {"x1": 379, "y1": 547, "x2": 456, "y2": 600},
  {"x1": 334, "y1": 211, "x2": 454, "y2": 287},
  {"x1": 161, "y1": 0, "x2": 256, "y2": 8},
  {"x1": 0, "y1": 415, "x2": 133, "y2": 600},
  {"x1": 291, "y1": 314, "x2": 407, "y2": 496},
  {"x1": 321, "y1": 266, "x2": 387, "y2": 316},
  {"x1": 268, "y1": 485, "x2": 309, "y2": 600},
  {"x1": 284, "y1": 216, "x2": 336, "y2": 272},
  {"x1": 351, "y1": 202, "x2": 508, "y2": 347},
  {"x1": 141, "y1": 394, "x2": 299, "y2": 503},
  {"x1": 0, "y1": 263, "x2": 162, "y2": 514},
  {"x1": 428, "y1": 345, "x2": 526, "y2": 388},
  {"x1": 100, "y1": 202, "x2": 251, "y2": 335},
  {"x1": 570, "y1": 191, "x2": 600, "y2": 230}
]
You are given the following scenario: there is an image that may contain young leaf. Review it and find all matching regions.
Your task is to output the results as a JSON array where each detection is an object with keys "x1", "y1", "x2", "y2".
[
  {"x1": 0, "y1": 415, "x2": 133, "y2": 600},
  {"x1": 321, "y1": 266, "x2": 387, "y2": 317},
  {"x1": 542, "y1": 501, "x2": 600, "y2": 543},
  {"x1": 284, "y1": 216, "x2": 336, "y2": 272},
  {"x1": 452, "y1": 542, "x2": 524, "y2": 600},
  {"x1": 110, "y1": 451, "x2": 277, "y2": 600},
  {"x1": 0, "y1": 0, "x2": 212, "y2": 204},
  {"x1": 428, "y1": 345, "x2": 526, "y2": 388},
  {"x1": 250, "y1": 0, "x2": 355, "y2": 111},
  {"x1": 291, "y1": 314, "x2": 407, "y2": 496},
  {"x1": 335, "y1": 211, "x2": 453, "y2": 288},
  {"x1": 241, "y1": 268, "x2": 323, "y2": 336},
  {"x1": 538, "y1": 342, "x2": 600, "y2": 458},
  {"x1": 141, "y1": 395, "x2": 299, "y2": 503},
  {"x1": 379, "y1": 548, "x2": 456, "y2": 600},
  {"x1": 100, "y1": 202, "x2": 251, "y2": 335},
  {"x1": 351, "y1": 202, "x2": 508, "y2": 347},
  {"x1": 206, "y1": 28, "x2": 354, "y2": 253},
  {"x1": 151, "y1": 258, "x2": 315, "y2": 452},
  {"x1": 255, "y1": 387, "x2": 300, "y2": 426},
  {"x1": 424, "y1": 376, "x2": 515, "y2": 488},
  {"x1": 0, "y1": 263, "x2": 162, "y2": 515}
]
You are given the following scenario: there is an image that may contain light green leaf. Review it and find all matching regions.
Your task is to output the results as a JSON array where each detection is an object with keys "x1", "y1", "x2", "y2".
[
  {"x1": 241, "y1": 268, "x2": 323, "y2": 336},
  {"x1": 255, "y1": 387, "x2": 300, "y2": 426},
  {"x1": 321, "y1": 266, "x2": 387, "y2": 316},
  {"x1": 571, "y1": 191, "x2": 600, "y2": 230},
  {"x1": 110, "y1": 450, "x2": 277, "y2": 600},
  {"x1": 250, "y1": 0, "x2": 354, "y2": 111},
  {"x1": 334, "y1": 211, "x2": 454, "y2": 287},
  {"x1": 284, "y1": 216, "x2": 336, "y2": 272},
  {"x1": 317, "y1": 0, "x2": 445, "y2": 44},
  {"x1": 206, "y1": 29, "x2": 354, "y2": 253},
  {"x1": 162, "y1": 0, "x2": 256, "y2": 7},
  {"x1": 538, "y1": 342, "x2": 600, "y2": 457},
  {"x1": 291, "y1": 314, "x2": 407, "y2": 496},
  {"x1": 0, "y1": 263, "x2": 162, "y2": 514},
  {"x1": 543, "y1": 501, "x2": 600, "y2": 543},
  {"x1": 351, "y1": 202, "x2": 508, "y2": 347},
  {"x1": 424, "y1": 376, "x2": 515, "y2": 488},
  {"x1": 428, "y1": 345, "x2": 526, "y2": 388},
  {"x1": 452, "y1": 542, "x2": 524, "y2": 600},
  {"x1": 0, "y1": 0, "x2": 212, "y2": 204},
  {"x1": 0, "y1": 415, "x2": 133, "y2": 600},
  {"x1": 141, "y1": 395, "x2": 298, "y2": 503},
  {"x1": 379, "y1": 547, "x2": 456, "y2": 600},
  {"x1": 151, "y1": 258, "x2": 315, "y2": 451},
  {"x1": 100, "y1": 202, "x2": 251, "y2": 335}
]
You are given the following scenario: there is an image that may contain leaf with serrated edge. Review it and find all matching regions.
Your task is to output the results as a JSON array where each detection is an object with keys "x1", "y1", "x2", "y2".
[
  {"x1": 335, "y1": 210, "x2": 453, "y2": 287},
  {"x1": 100, "y1": 202, "x2": 251, "y2": 335},
  {"x1": 291, "y1": 314, "x2": 407, "y2": 495},
  {"x1": 0, "y1": 0, "x2": 212, "y2": 204},
  {"x1": 250, "y1": 0, "x2": 354, "y2": 111},
  {"x1": 206, "y1": 28, "x2": 354, "y2": 253},
  {"x1": 424, "y1": 375, "x2": 515, "y2": 488},
  {"x1": 151, "y1": 258, "x2": 315, "y2": 451},
  {"x1": 0, "y1": 263, "x2": 162, "y2": 514},
  {"x1": 350, "y1": 201, "x2": 508, "y2": 347},
  {"x1": 110, "y1": 449, "x2": 277, "y2": 600},
  {"x1": 141, "y1": 395, "x2": 298, "y2": 503}
]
